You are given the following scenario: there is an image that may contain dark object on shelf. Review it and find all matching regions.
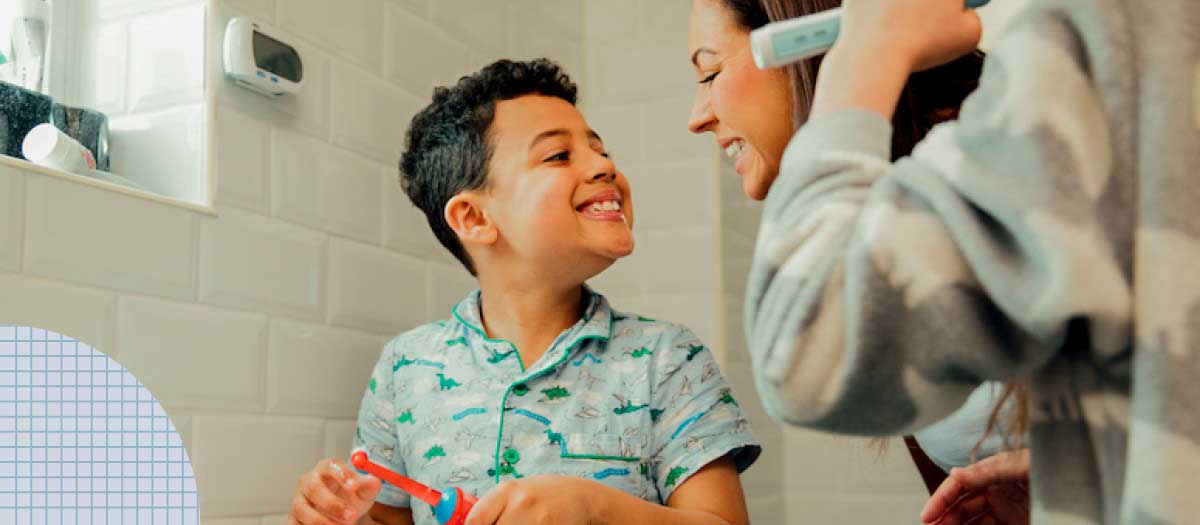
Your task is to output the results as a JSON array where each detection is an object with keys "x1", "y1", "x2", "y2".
[
  {"x1": 0, "y1": 79, "x2": 53, "y2": 159},
  {"x1": 52, "y1": 103, "x2": 110, "y2": 171}
]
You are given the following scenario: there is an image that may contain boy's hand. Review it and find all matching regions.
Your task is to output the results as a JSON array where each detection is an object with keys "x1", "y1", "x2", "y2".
[
  {"x1": 464, "y1": 475, "x2": 601, "y2": 525},
  {"x1": 289, "y1": 458, "x2": 382, "y2": 525},
  {"x1": 838, "y1": 0, "x2": 982, "y2": 72}
]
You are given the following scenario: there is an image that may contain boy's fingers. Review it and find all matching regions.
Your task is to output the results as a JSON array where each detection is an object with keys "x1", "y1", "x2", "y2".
[
  {"x1": 300, "y1": 468, "x2": 359, "y2": 524},
  {"x1": 464, "y1": 483, "x2": 512, "y2": 525},
  {"x1": 321, "y1": 459, "x2": 350, "y2": 491},
  {"x1": 352, "y1": 474, "x2": 383, "y2": 502},
  {"x1": 290, "y1": 492, "x2": 341, "y2": 525}
]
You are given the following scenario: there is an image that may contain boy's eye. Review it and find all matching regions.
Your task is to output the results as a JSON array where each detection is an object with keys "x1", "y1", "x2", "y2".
[
  {"x1": 545, "y1": 151, "x2": 570, "y2": 162},
  {"x1": 699, "y1": 71, "x2": 719, "y2": 85}
]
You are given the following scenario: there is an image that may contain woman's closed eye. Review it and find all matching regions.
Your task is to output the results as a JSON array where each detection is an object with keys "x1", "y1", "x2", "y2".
[{"x1": 699, "y1": 71, "x2": 719, "y2": 85}]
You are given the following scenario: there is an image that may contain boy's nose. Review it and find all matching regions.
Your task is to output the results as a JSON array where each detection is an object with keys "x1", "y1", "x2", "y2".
[{"x1": 591, "y1": 170, "x2": 616, "y2": 182}]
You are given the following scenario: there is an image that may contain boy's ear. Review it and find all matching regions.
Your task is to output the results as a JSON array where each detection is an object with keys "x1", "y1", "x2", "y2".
[{"x1": 444, "y1": 192, "x2": 498, "y2": 247}]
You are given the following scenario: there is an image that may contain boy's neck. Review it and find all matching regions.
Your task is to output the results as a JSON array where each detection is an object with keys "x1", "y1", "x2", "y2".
[{"x1": 475, "y1": 276, "x2": 588, "y2": 370}]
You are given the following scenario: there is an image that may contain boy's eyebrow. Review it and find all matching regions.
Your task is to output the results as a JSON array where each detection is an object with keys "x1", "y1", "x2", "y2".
[{"x1": 528, "y1": 128, "x2": 604, "y2": 152}]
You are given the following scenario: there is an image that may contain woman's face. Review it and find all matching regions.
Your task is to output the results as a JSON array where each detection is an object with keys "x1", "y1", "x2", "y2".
[{"x1": 687, "y1": 0, "x2": 795, "y2": 201}]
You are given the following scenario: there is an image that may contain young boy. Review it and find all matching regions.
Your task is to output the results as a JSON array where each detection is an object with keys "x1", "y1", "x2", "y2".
[{"x1": 287, "y1": 59, "x2": 759, "y2": 525}]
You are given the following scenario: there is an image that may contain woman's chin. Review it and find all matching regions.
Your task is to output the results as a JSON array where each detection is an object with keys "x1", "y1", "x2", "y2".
[
  {"x1": 743, "y1": 176, "x2": 769, "y2": 201},
  {"x1": 742, "y1": 165, "x2": 779, "y2": 201}
]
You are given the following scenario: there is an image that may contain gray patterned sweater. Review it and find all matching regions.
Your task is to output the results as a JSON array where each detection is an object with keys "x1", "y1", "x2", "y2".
[{"x1": 744, "y1": 1, "x2": 1199, "y2": 523}]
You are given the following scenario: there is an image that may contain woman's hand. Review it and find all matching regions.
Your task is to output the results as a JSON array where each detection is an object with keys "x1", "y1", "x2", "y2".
[
  {"x1": 464, "y1": 475, "x2": 602, "y2": 525},
  {"x1": 810, "y1": 0, "x2": 982, "y2": 120},
  {"x1": 838, "y1": 0, "x2": 983, "y2": 72},
  {"x1": 289, "y1": 458, "x2": 382, "y2": 525},
  {"x1": 921, "y1": 449, "x2": 1030, "y2": 525}
]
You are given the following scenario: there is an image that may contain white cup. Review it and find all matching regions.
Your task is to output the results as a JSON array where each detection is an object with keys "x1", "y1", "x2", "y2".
[{"x1": 22, "y1": 123, "x2": 96, "y2": 176}]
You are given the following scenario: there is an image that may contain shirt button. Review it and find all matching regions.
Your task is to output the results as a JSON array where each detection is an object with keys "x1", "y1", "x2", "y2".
[
  {"x1": 512, "y1": 383, "x2": 529, "y2": 396},
  {"x1": 503, "y1": 448, "x2": 520, "y2": 464}
]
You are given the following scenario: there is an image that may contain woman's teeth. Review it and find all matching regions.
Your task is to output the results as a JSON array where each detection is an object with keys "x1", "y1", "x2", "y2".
[
  {"x1": 724, "y1": 140, "x2": 745, "y2": 159},
  {"x1": 585, "y1": 200, "x2": 621, "y2": 212}
]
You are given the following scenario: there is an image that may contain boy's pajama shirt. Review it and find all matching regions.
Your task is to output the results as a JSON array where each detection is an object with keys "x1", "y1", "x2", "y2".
[{"x1": 353, "y1": 288, "x2": 760, "y2": 525}]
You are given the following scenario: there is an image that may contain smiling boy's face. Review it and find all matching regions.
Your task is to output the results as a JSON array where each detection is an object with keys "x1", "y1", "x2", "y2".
[{"x1": 473, "y1": 95, "x2": 635, "y2": 282}]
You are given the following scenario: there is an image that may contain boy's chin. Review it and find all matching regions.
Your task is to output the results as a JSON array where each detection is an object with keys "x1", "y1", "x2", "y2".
[
  {"x1": 571, "y1": 241, "x2": 634, "y2": 279},
  {"x1": 596, "y1": 238, "x2": 635, "y2": 260}
]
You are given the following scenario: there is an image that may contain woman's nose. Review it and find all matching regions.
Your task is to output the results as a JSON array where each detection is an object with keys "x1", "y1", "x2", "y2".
[{"x1": 688, "y1": 91, "x2": 715, "y2": 134}]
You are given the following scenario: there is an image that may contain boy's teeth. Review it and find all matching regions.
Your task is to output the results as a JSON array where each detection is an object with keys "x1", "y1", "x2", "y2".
[{"x1": 586, "y1": 200, "x2": 620, "y2": 212}]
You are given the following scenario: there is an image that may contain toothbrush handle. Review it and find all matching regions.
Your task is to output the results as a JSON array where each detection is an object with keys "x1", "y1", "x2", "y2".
[{"x1": 349, "y1": 451, "x2": 443, "y2": 507}]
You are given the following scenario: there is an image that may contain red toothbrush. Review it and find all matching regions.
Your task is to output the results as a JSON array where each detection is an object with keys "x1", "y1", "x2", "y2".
[{"x1": 350, "y1": 450, "x2": 476, "y2": 525}]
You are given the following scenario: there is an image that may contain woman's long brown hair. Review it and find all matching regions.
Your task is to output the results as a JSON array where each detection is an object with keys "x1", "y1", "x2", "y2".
[
  {"x1": 716, "y1": 0, "x2": 1027, "y2": 456},
  {"x1": 719, "y1": 0, "x2": 986, "y2": 160}
]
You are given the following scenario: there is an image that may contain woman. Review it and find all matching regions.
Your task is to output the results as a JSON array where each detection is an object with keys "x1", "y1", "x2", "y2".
[
  {"x1": 685, "y1": 1, "x2": 1028, "y2": 523},
  {"x1": 705, "y1": 0, "x2": 1194, "y2": 520}
]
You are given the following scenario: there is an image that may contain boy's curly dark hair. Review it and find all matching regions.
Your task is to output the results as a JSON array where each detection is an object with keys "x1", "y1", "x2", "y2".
[{"x1": 398, "y1": 59, "x2": 578, "y2": 276}]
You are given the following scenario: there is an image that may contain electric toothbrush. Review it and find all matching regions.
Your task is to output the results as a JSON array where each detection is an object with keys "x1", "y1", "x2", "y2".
[
  {"x1": 350, "y1": 450, "x2": 477, "y2": 525},
  {"x1": 751, "y1": 0, "x2": 990, "y2": 69}
]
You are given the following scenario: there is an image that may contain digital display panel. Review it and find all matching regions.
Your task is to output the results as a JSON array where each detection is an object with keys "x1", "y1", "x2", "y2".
[{"x1": 252, "y1": 30, "x2": 302, "y2": 82}]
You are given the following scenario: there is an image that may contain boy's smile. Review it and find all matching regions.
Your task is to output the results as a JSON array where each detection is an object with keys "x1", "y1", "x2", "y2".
[{"x1": 574, "y1": 189, "x2": 625, "y2": 222}]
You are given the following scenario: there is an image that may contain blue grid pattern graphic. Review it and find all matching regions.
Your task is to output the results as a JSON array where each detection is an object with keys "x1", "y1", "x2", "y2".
[{"x1": 0, "y1": 326, "x2": 199, "y2": 524}]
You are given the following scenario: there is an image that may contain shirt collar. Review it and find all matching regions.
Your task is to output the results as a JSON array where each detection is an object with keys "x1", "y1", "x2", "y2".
[{"x1": 451, "y1": 285, "x2": 613, "y2": 352}]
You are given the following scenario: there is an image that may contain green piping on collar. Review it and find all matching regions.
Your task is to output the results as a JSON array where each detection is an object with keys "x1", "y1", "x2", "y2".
[{"x1": 452, "y1": 301, "x2": 524, "y2": 373}]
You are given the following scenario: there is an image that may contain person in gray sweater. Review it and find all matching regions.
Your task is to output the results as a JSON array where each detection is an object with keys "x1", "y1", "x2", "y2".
[{"x1": 742, "y1": 0, "x2": 1199, "y2": 523}]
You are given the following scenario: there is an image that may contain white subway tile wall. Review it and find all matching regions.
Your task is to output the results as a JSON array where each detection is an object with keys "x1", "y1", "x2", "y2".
[
  {"x1": 265, "y1": 319, "x2": 384, "y2": 418},
  {"x1": 215, "y1": 104, "x2": 271, "y2": 214},
  {"x1": 23, "y1": 175, "x2": 197, "y2": 300},
  {"x1": 0, "y1": 164, "x2": 24, "y2": 272},
  {"x1": 329, "y1": 62, "x2": 424, "y2": 164},
  {"x1": 327, "y1": 238, "x2": 428, "y2": 334},
  {"x1": 197, "y1": 207, "x2": 327, "y2": 322},
  {"x1": 270, "y1": 128, "x2": 384, "y2": 244},
  {"x1": 116, "y1": 295, "x2": 269, "y2": 412},
  {"x1": 0, "y1": 274, "x2": 118, "y2": 355},
  {"x1": 0, "y1": 1, "x2": 1030, "y2": 522},
  {"x1": 188, "y1": 414, "x2": 326, "y2": 516}
]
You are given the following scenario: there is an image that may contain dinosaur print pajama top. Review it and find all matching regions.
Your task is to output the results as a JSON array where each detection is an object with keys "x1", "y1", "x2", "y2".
[{"x1": 353, "y1": 288, "x2": 761, "y2": 525}]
